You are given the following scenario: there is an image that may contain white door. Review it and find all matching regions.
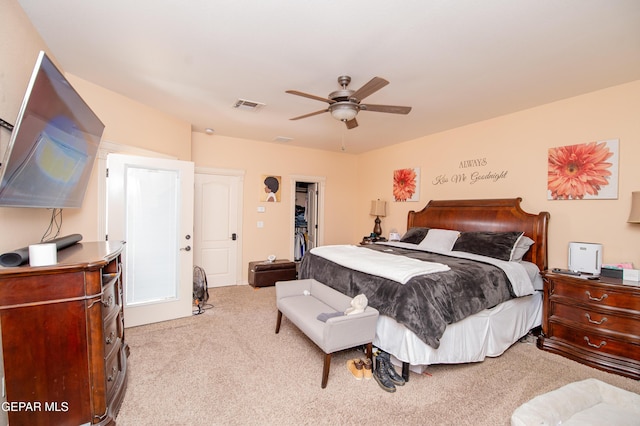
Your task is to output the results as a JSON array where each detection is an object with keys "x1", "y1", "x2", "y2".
[
  {"x1": 107, "y1": 153, "x2": 194, "y2": 327},
  {"x1": 306, "y1": 183, "x2": 318, "y2": 250},
  {"x1": 194, "y1": 172, "x2": 242, "y2": 287}
]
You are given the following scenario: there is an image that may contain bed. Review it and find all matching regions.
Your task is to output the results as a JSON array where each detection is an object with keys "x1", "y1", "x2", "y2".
[{"x1": 298, "y1": 198, "x2": 550, "y2": 376}]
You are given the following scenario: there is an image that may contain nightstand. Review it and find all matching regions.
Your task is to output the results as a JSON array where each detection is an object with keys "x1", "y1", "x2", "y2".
[
  {"x1": 360, "y1": 237, "x2": 387, "y2": 245},
  {"x1": 537, "y1": 271, "x2": 640, "y2": 379}
]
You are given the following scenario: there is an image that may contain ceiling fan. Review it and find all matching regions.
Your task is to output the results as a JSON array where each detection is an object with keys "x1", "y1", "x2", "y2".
[{"x1": 286, "y1": 76, "x2": 412, "y2": 129}]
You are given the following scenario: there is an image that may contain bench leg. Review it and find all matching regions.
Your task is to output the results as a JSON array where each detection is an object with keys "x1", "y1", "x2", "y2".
[
  {"x1": 275, "y1": 310, "x2": 282, "y2": 334},
  {"x1": 365, "y1": 342, "x2": 373, "y2": 360},
  {"x1": 321, "y1": 353, "x2": 332, "y2": 389}
]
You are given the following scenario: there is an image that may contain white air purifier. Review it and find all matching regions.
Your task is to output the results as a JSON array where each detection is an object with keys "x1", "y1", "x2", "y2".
[{"x1": 568, "y1": 242, "x2": 603, "y2": 276}]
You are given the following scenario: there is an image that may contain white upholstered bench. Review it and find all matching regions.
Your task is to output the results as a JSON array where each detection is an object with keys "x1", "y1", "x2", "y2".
[
  {"x1": 511, "y1": 378, "x2": 640, "y2": 426},
  {"x1": 275, "y1": 279, "x2": 379, "y2": 388}
]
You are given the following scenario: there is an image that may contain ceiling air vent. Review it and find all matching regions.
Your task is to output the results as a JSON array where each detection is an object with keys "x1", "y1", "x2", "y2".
[
  {"x1": 233, "y1": 99, "x2": 266, "y2": 112},
  {"x1": 273, "y1": 136, "x2": 293, "y2": 143}
]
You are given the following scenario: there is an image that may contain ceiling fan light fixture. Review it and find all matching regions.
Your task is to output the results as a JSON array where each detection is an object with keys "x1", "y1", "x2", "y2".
[{"x1": 329, "y1": 102, "x2": 358, "y2": 121}]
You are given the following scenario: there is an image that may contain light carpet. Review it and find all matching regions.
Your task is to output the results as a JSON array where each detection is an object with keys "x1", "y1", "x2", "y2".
[{"x1": 115, "y1": 285, "x2": 640, "y2": 425}]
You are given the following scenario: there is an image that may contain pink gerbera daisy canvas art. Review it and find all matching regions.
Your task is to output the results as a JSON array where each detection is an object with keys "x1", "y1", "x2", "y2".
[
  {"x1": 547, "y1": 140, "x2": 618, "y2": 200},
  {"x1": 393, "y1": 168, "x2": 420, "y2": 202}
]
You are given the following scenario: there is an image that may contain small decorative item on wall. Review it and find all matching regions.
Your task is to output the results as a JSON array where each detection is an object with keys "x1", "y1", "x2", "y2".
[
  {"x1": 547, "y1": 139, "x2": 619, "y2": 200},
  {"x1": 262, "y1": 175, "x2": 281, "y2": 202},
  {"x1": 393, "y1": 168, "x2": 420, "y2": 202}
]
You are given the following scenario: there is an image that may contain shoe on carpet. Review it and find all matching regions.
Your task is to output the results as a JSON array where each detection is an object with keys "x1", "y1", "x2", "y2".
[
  {"x1": 377, "y1": 351, "x2": 405, "y2": 386},
  {"x1": 373, "y1": 363, "x2": 396, "y2": 393},
  {"x1": 347, "y1": 359, "x2": 364, "y2": 380}
]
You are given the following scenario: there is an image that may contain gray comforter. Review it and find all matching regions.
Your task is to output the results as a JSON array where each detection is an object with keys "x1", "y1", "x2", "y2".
[{"x1": 299, "y1": 244, "x2": 516, "y2": 349}]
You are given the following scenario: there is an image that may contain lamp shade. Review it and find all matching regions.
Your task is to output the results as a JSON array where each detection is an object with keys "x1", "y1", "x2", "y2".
[
  {"x1": 370, "y1": 200, "x2": 386, "y2": 217},
  {"x1": 330, "y1": 102, "x2": 358, "y2": 121},
  {"x1": 628, "y1": 191, "x2": 640, "y2": 223}
]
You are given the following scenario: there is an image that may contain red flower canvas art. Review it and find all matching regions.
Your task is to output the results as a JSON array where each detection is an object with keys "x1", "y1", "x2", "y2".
[
  {"x1": 393, "y1": 168, "x2": 420, "y2": 202},
  {"x1": 548, "y1": 140, "x2": 618, "y2": 200}
]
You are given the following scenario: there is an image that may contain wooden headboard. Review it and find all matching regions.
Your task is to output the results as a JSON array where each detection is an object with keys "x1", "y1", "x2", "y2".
[{"x1": 407, "y1": 198, "x2": 550, "y2": 271}]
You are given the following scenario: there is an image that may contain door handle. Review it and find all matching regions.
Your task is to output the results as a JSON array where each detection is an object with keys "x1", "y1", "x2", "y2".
[
  {"x1": 231, "y1": 233, "x2": 237, "y2": 241},
  {"x1": 180, "y1": 245, "x2": 191, "y2": 251}
]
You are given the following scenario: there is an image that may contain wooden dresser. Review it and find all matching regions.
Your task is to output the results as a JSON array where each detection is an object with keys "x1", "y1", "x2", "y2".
[
  {"x1": 0, "y1": 241, "x2": 128, "y2": 425},
  {"x1": 538, "y1": 271, "x2": 640, "y2": 379}
]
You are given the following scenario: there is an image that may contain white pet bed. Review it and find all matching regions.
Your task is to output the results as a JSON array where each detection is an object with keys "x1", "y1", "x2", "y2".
[{"x1": 511, "y1": 378, "x2": 640, "y2": 426}]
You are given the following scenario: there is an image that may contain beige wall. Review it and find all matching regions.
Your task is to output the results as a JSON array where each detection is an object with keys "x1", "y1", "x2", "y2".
[
  {"x1": 355, "y1": 80, "x2": 640, "y2": 268},
  {"x1": 67, "y1": 76, "x2": 192, "y2": 162},
  {"x1": 192, "y1": 133, "x2": 360, "y2": 278}
]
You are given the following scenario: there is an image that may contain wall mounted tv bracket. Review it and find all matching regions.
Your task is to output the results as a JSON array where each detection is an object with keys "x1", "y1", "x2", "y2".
[
  {"x1": 0, "y1": 117, "x2": 14, "y2": 131},
  {"x1": 0, "y1": 118, "x2": 14, "y2": 167}
]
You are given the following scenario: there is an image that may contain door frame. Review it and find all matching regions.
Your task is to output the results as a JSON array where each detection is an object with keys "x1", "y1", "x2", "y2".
[
  {"x1": 195, "y1": 166, "x2": 245, "y2": 286},
  {"x1": 290, "y1": 175, "x2": 325, "y2": 261}
]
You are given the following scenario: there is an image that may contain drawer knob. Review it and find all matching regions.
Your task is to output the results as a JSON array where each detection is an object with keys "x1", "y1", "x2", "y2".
[
  {"x1": 584, "y1": 336, "x2": 607, "y2": 349},
  {"x1": 102, "y1": 295, "x2": 114, "y2": 308},
  {"x1": 107, "y1": 365, "x2": 118, "y2": 382},
  {"x1": 105, "y1": 331, "x2": 116, "y2": 345},
  {"x1": 585, "y1": 291, "x2": 608, "y2": 302},
  {"x1": 585, "y1": 313, "x2": 607, "y2": 325}
]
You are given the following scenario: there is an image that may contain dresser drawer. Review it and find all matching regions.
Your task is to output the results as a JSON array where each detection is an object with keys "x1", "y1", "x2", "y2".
[
  {"x1": 103, "y1": 311, "x2": 124, "y2": 357},
  {"x1": 551, "y1": 302, "x2": 640, "y2": 338},
  {"x1": 105, "y1": 342, "x2": 124, "y2": 399},
  {"x1": 548, "y1": 321, "x2": 640, "y2": 362},
  {"x1": 550, "y1": 279, "x2": 640, "y2": 311},
  {"x1": 101, "y1": 278, "x2": 122, "y2": 320}
]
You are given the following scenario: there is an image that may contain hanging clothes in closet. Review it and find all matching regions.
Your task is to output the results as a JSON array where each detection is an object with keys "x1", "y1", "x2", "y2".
[{"x1": 294, "y1": 229, "x2": 306, "y2": 261}]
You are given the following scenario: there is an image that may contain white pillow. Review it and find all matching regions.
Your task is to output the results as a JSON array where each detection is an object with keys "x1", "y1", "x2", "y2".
[{"x1": 417, "y1": 229, "x2": 460, "y2": 252}]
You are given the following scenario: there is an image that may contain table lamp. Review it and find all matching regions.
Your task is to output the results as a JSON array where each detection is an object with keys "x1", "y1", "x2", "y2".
[{"x1": 370, "y1": 199, "x2": 387, "y2": 237}]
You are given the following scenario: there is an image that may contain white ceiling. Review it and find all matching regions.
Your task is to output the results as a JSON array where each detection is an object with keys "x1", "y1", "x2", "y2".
[{"x1": 17, "y1": 0, "x2": 640, "y2": 154}]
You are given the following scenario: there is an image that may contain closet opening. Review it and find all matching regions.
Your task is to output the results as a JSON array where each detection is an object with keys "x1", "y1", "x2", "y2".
[{"x1": 290, "y1": 176, "x2": 324, "y2": 264}]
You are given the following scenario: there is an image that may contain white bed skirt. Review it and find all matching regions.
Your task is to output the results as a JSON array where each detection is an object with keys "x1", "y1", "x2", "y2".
[{"x1": 373, "y1": 291, "x2": 542, "y2": 372}]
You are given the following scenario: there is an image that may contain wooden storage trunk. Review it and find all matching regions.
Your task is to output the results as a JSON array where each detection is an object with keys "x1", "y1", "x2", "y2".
[{"x1": 249, "y1": 259, "x2": 297, "y2": 287}]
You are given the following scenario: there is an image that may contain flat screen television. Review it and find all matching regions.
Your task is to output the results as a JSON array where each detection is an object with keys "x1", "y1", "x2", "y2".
[{"x1": 0, "y1": 51, "x2": 104, "y2": 208}]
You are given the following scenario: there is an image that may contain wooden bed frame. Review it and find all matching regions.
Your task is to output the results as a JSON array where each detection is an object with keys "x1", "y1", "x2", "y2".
[{"x1": 407, "y1": 198, "x2": 550, "y2": 271}]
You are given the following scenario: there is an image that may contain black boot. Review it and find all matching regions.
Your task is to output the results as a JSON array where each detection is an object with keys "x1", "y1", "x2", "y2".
[
  {"x1": 373, "y1": 356, "x2": 396, "y2": 393},
  {"x1": 377, "y1": 351, "x2": 405, "y2": 386}
]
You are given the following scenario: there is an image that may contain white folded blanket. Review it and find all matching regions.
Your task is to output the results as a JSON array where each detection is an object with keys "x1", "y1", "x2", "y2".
[{"x1": 310, "y1": 245, "x2": 450, "y2": 284}]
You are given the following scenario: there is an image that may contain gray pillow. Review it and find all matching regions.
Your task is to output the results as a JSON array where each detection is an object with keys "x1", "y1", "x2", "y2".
[
  {"x1": 453, "y1": 231, "x2": 524, "y2": 261},
  {"x1": 400, "y1": 227, "x2": 430, "y2": 244},
  {"x1": 511, "y1": 236, "x2": 535, "y2": 261}
]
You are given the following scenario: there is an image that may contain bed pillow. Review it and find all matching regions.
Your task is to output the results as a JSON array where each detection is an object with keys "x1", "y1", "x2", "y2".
[
  {"x1": 400, "y1": 227, "x2": 430, "y2": 244},
  {"x1": 452, "y1": 231, "x2": 524, "y2": 261},
  {"x1": 417, "y1": 228, "x2": 460, "y2": 252},
  {"x1": 511, "y1": 235, "x2": 535, "y2": 261}
]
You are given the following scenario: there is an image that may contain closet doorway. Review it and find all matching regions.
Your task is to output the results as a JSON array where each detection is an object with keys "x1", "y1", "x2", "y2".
[{"x1": 290, "y1": 175, "x2": 325, "y2": 263}]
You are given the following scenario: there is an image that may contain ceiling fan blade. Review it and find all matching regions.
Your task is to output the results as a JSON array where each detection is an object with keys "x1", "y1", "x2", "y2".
[
  {"x1": 289, "y1": 109, "x2": 328, "y2": 120},
  {"x1": 350, "y1": 77, "x2": 389, "y2": 101},
  {"x1": 286, "y1": 90, "x2": 336, "y2": 104},
  {"x1": 345, "y1": 118, "x2": 358, "y2": 129},
  {"x1": 360, "y1": 104, "x2": 412, "y2": 114}
]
